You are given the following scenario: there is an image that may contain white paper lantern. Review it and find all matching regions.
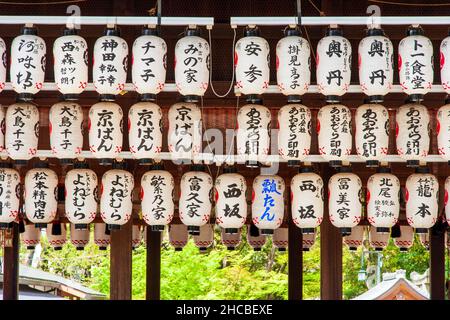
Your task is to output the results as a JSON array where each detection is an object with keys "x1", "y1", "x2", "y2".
[
  {"x1": 405, "y1": 169, "x2": 438, "y2": 233},
  {"x1": 235, "y1": 27, "x2": 270, "y2": 96},
  {"x1": 316, "y1": 27, "x2": 351, "y2": 101},
  {"x1": 5, "y1": 103, "x2": 39, "y2": 162},
  {"x1": 291, "y1": 168, "x2": 324, "y2": 233},
  {"x1": 394, "y1": 225, "x2": 415, "y2": 251},
  {"x1": 100, "y1": 167, "x2": 134, "y2": 228},
  {"x1": 343, "y1": 225, "x2": 365, "y2": 251},
  {"x1": 0, "y1": 38, "x2": 6, "y2": 93},
  {"x1": 366, "y1": 170, "x2": 400, "y2": 232},
  {"x1": 93, "y1": 28, "x2": 128, "y2": 97},
  {"x1": 276, "y1": 27, "x2": 310, "y2": 97},
  {"x1": 247, "y1": 225, "x2": 266, "y2": 251},
  {"x1": 396, "y1": 103, "x2": 430, "y2": 166},
  {"x1": 132, "y1": 225, "x2": 142, "y2": 249},
  {"x1": 436, "y1": 104, "x2": 450, "y2": 161},
  {"x1": 174, "y1": 28, "x2": 209, "y2": 98},
  {"x1": 0, "y1": 165, "x2": 21, "y2": 227},
  {"x1": 193, "y1": 224, "x2": 214, "y2": 252},
  {"x1": 251, "y1": 174, "x2": 285, "y2": 234},
  {"x1": 94, "y1": 223, "x2": 110, "y2": 250},
  {"x1": 277, "y1": 103, "x2": 311, "y2": 163},
  {"x1": 440, "y1": 34, "x2": 450, "y2": 93},
  {"x1": 328, "y1": 170, "x2": 362, "y2": 234},
  {"x1": 53, "y1": 28, "x2": 88, "y2": 98},
  {"x1": 132, "y1": 27, "x2": 167, "y2": 96},
  {"x1": 418, "y1": 230, "x2": 430, "y2": 250},
  {"x1": 272, "y1": 227, "x2": 288, "y2": 251},
  {"x1": 398, "y1": 26, "x2": 433, "y2": 100},
  {"x1": 128, "y1": 101, "x2": 163, "y2": 162},
  {"x1": 65, "y1": 164, "x2": 98, "y2": 228},
  {"x1": 167, "y1": 102, "x2": 202, "y2": 160},
  {"x1": 49, "y1": 101, "x2": 83, "y2": 161},
  {"x1": 179, "y1": 167, "x2": 213, "y2": 234},
  {"x1": 24, "y1": 165, "x2": 58, "y2": 228},
  {"x1": 70, "y1": 223, "x2": 90, "y2": 250},
  {"x1": 169, "y1": 224, "x2": 189, "y2": 251},
  {"x1": 141, "y1": 167, "x2": 174, "y2": 231},
  {"x1": 355, "y1": 103, "x2": 390, "y2": 166},
  {"x1": 46, "y1": 223, "x2": 67, "y2": 250},
  {"x1": 10, "y1": 26, "x2": 46, "y2": 99},
  {"x1": 22, "y1": 222, "x2": 41, "y2": 249},
  {"x1": 214, "y1": 168, "x2": 247, "y2": 233},
  {"x1": 369, "y1": 225, "x2": 390, "y2": 251},
  {"x1": 88, "y1": 101, "x2": 123, "y2": 164},
  {"x1": 317, "y1": 104, "x2": 352, "y2": 167},
  {"x1": 302, "y1": 230, "x2": 316, "y2": 251},
  {"x1": 358, "y1": 28, "x2": 394, "y2": 100},
  {"x1": 221, "y1": 228, "x2": 241, "y2": 250},
  {"x1": 237, "y1": 103, "x2": 271, "y2": 166}
]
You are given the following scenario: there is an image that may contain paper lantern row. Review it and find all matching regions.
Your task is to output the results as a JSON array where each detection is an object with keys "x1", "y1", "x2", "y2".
[
  {"x1": 2, "y1": 24, "x2": 449, "y2": 102},
  {"x1": 1, "y1": 164, "x2": 446, "y2": 237}
]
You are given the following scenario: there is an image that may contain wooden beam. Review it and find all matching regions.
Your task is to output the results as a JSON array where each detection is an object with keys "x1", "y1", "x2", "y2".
[
  {"x1": 288, "y1": 200, "x2": 303, "y2": 300},
  {"x1": 110, "y1": 220, "x2": 133, "y2": 300},
  {"x1": 146, "y1": 228, "x2": 161, "y2": 300},
  {"x1": 2, "y1": 223, "x2": 19, "y2": 300}
]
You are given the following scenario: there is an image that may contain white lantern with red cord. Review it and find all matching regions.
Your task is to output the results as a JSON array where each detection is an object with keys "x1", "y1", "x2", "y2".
[
  {"x1": 394, "y1": 225, "x2": 415, "y2": 251},
  {"x1": 302, "y1": 229, "x2": 317, "y2": 251},
  {"x1": 221, "y1": 228, "x2": 241, "y2": 250},
  {"x1": 193, "y1": 224, "x2": 214, "y2": 252},
  {"x1": 272, "y1": 227, "x2": 288, "y2": 251},
  {"x1": 169, "y1": 223, "x2": 189, "y2": 251},
  {"x1": 369, "y1": 225, "x2": 390, "y2": 251},
  {"x1": 70, "y1": 223, "x2": 90, "y2": 250},
  {"x1": 46, "y1": 223, "x2": 67, "y2": 250},
  {"x1": 21, "y1": 222, "x2": 41, "y2": 250},
  {"x1": 0, "y1": 163, "x2": 21, "y2": 229},
  {"x1": 247, "y1": 224, "x2": 266, "y2": 251},
  {"x1": 436, "y1": 103, "x2": 450, "y2": 163},
  {"x1": 343, "y1": 225, "x2": 365, "y2": 251},
  {"x1": 94, "y1": 223, "x2": 110, "y2": 250}
]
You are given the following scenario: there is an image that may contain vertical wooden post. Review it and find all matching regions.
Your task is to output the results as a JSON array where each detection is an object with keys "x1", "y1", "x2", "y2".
[
  {"x1": 430, "y1": 226, "x2": 446, "y2": 300},
  {"x1": 288, "y1": 184, "x2": 303, "y2": 300},
  {"x1": 110, "y1": 220, "x2": 133, "y2": 300},
  {"x1": 320, "y1": 164, "x2": 342, "y2": 300},
  {"x1": 3, "y1": 223, "x2": 19, "y2": 300},
  {"x1": 146, "y1": 228, "x2": 161, "y2": 300}
]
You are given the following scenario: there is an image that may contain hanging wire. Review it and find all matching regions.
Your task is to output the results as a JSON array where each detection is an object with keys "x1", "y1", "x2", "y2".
[
  {"x1": 207, "y1": 28, "x2": 237, "y2": 98},
  {"x1": 302, "y1": 25, "x2": 316, "y2": 65},
  {"x1": 307, "y1": 0, "x2": 325, "y2": 16}
]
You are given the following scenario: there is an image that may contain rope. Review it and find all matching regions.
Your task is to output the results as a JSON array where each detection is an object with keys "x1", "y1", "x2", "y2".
[{"x1": 307, "y1": 0, "x2": 325, "y2": 16}]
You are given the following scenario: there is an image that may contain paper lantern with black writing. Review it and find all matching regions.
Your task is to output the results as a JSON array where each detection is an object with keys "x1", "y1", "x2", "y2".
[
  {"x1": 355, "y1": 103, "x2": 390, "y2": 166},
  {"x1": 70, "y1": 223, "x2": 89, "y2": 250},
  {"x1": 440, "y1": 34, "x2": 450, "y2": 93},
  {"x1": 193, "y1": 224, "x2": 214, "y2": 252},
  {"x1": 46, "y1": 223, "x2": 67, "y2": 250},
  {"x1": 366, "y1": 170, "x2": 400, "y2": 232},
  {"x1": 291, "y1": 168, "x2": 324, "y2": 233},
  {"x1": 317, "y1": 104, "x2": 352, "y2": 167},
  {"x1": 418, "y1": 231, "x2": 430, "y2": 250},
  {"x1": 141, "y1": 168, "x2": 174, "y2": 231},
  {"x1": 169, "y1": 224, "x2": 189, "y2": 251},
  {"x1": 316, "y1": 27, "x2": 351, "y2": 101},
  {"x1": 0, "y1": 165, "x2": 20, "y2": 227},
  {"x1": 436, "y1": 104, "x2": 450, "y2": 161},
  {"x1": 405, "y1": 169, "x2": 438, "y2": 233},
  {"x1": 358, "y1": 28, "x2": 394, "y2": 100},
  {"x1": 251, "y1": 175, "x2": 285, "y2": 235},
  {"x1": 65, "y1": 164, "x2": 98, "y2": 229},
  {"x1": 247, "y1": 226, "x2": 266, "y2": 251},
  {"x1": 49, "y1": 101, "x2": 83, "y2": 161},
  {"x1": 343, "y1": 225, "x2": 365, "y2": 251},
  {"x1": 88, "y1": 101, "x2": 123, "y2": 163},
  {"x1": 179, "y1": 168, "x2": 213, "y2": 234},
  {"x1": 24, "y1": 166, "x2": 58, "y2": 228},
  {"x1": 132, "y1": 225, "x2": 142, "y2": 249},
  {"x1": 214, "y1": 168, "x2": 247, "y2": 234},
  {"x1": 278, "y1": 104, "x2": 311, "y2": 164},
  {"x1": 174, "y1": 27, "x2": 209, "y2": 98},
  {"x1": 22, "y1": 223, "x2": 41, "y2": 249},
  {"x1": 221, "y1": 228, "x2": 241, "y2": 250},
  {"x1": 128, "y1": 101, "x2": 163, "y2": 162},
  {"x1": 94, "y1": 223, "x2": 110, "y2": 250},
  {"x1": 272, "y1": 227, "x2": 288, "y2": 251},
  {"x1": 0, "y1": 38, "x2": 6, "y2": 93},
  {"x1": 369, "y1": 225, "x2": 389, "y2": 251},
  {"x1": 328, "y1": 171, "x2": 362, "y2": 234},
  {"x1": 100, "y1": 168, "x2": 134, "y2": 228},
  {"x1": 302, "y1": 230, "x2": 316, "y2": 251},
  {"x1": 167, "y1": 102, "x2": 202, "y2": 160},
  {"x1": 237, "y1": 104, "x2": 271, "y2": 165},
  {"x1": 396, "y1": 103, "x2": 430, "y2": 166},
  {"x1": 276, "y1": 27, "x2": 310, "y2": 97},
  {"x1": 398, "y1": 26, "x2": 433, "y2": 100},
  {"x1": 235, "y1": 27, "x2": 269, "y2": 96},
  {"x1": 394, "y1": 225, "x2": 415, "y2": 251},
  {"x1": 132, "y1": 27, "x2": 167, "y2": 96},
  {"x1": 10, "y1": 26, "x2": 46, "y2": 99},
  {"x1": 53, "y1": 28, "x2": 88, "y2": 98},
  {"x1": 93, "y1": 28, "x2": 128, "y2": 96},
  {"x1": 5, "y1": 103, "x2": 39, "y2": 161}
]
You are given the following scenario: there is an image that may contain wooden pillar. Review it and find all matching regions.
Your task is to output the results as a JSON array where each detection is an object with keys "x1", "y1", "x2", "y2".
[
  {"x1": 146, "y1": 228, "x2": 161, "y2": 300},
  {"x1": 3, "y1": 223, "x2": 19, "y2": 300},
  {"x1": 110, "y1": 220, "x2": 133, "y2": 300},
  {"x1": 430, "y1": 226, "x2": 446, "y2": 300},
  {"x1": 288, "y1": 184, "x2": 303, "y2": 300},
  {"x1": 320, "y1": 164, "x2": 342, "y2": 300}
]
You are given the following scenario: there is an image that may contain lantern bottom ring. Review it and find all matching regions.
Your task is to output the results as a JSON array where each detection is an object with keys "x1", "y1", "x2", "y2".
[
  {"x1": 174, "y1": 248, "x2": 183, "y2": 252},
  {"x1": 17, "y1": 92, "x2": 34, "y2": 102},
  {"x1": 107, "y1": 224, "x2": 121, "y2": 231},
  {"x1": 150, "y1": 225, "x2": 165, "y2": 232},
  {"x1": 348, "y1": 247, "x2": 358, "y2": 251},
  {"x1": 329, "y1": 160, "x2": 342, "y2": 168},
  {"x1": 287, "y1": 95, "x2": 302, "y2": 104},
  {"x1": 61, "y1": 94, "x2": 80, "y2": 101},
  {"x1": 224, "y1": 228, "x2": 239, "y2": 234},
  {"x1": 376, "y1": 227, "x2": 390, "y2": 234},
  {"x1": 0, "y1": 222, "x2": 13, "y2": 230},
  {"x1": 226, "y1": 247, "x2": 235, "y2": 250},
  {"x1": 54, "y1": 247, "x2": 62, "y2": 251},
  {"x1": 406, "y1": 160, "x2": 420, "y2": 168},
  {"x1": 399, "y1": 247, "x2": 409, "y2": 252},
  {"x1": 76, "y1": 247, "x2": 84, "y2": 251},
  {"x1": 245, "y1": 160, "x2": 260, "y2": 168},
  {"x1": 187, "y1": 225, "x2": 200, "y2": 235},
  {"x1": 74, "y1": 224, "x2": 89, "y2": 230},
  {"x1": 287, "y1": 160, "x2": 301, "y2": 167},
  {"x1": 415, "y1": 228, "x2": 428, "y2": 234},
  {"x1": 26, "y1": 246, "x2": 36, "y2": 250},
  {"x1": 34, "y1": 223, "x2": 47, "y2": 229},
  {"x1": 59, "y1": 158, "x2": 74, "y2": 165},
  {"x1": 365, "y1": 160, "x2": 379, "y2": 168},
  {"x1": 277, "y1": 248, "x2": 287, "y2": 252},
  {"x1": 260, "y1": 229, "x2": 274, "y2": 235},
  {"x1": 245, "y1": 94, "x2": 263, "y2": 105},
  {"x1": 301, "y1": 228, "x2": 316, "y2": 234},
  {"x1": 375, "y1": 247, "x2": 383, "y2": 252},
  {"x1": 325, "y1": 95, "x2": 342, "y2": 104},
  {"x1": 407, "y1": 94, "x2": 424, "y2": 103},
  {"x1": 339, "y1": 227, "x2": 352, "y2": 236},
  {"x1": 302, "y1": 248, "x2": 310, "y2": 252},
  {"x1": 367, "y1": 95, "x2": 384, "y2": 104}
]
